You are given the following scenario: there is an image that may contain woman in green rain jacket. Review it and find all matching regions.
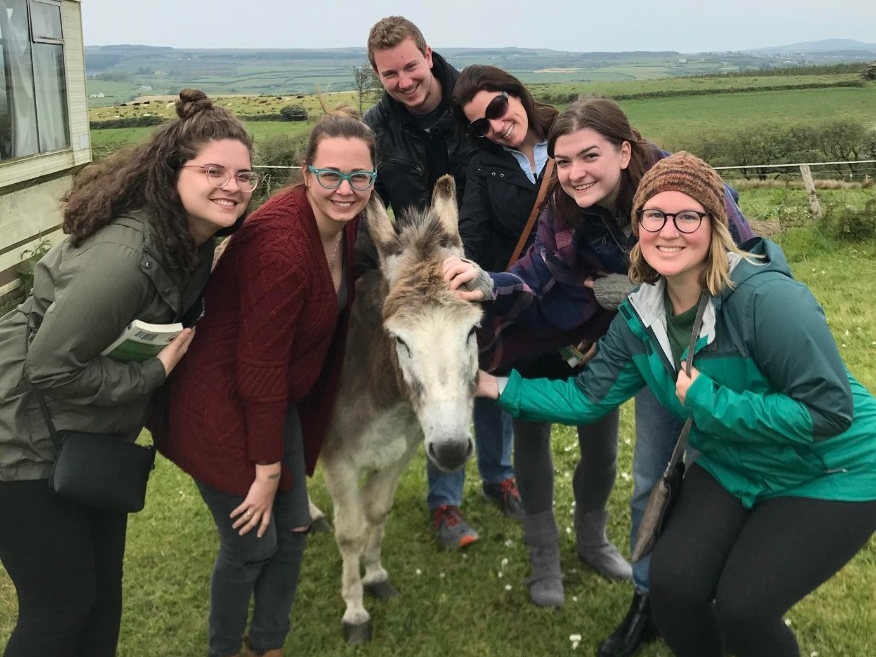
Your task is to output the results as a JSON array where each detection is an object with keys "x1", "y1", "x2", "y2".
[{"x1": 459, "y1": 152, "x2": 876, "y2": 657}]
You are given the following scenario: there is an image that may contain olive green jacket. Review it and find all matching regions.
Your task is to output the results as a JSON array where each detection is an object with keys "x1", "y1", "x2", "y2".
[{"x1": 0, "y1": 211, "x2": 212, "y2": 481}]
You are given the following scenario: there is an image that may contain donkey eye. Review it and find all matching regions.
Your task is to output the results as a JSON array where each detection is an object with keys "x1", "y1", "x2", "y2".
[
  {"x1": 395, "y1": 336, "x2": 411, "y2": 355},
  {"x1": 467, "y1": 327, "x2": 477, "y2": 341}
]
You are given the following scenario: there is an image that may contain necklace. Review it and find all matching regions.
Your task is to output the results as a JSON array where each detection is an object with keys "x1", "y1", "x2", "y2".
[
  {"x1": 599, "y1": 214, "x2": 632, "y2": 264},
  {"x1": 327, "y1": 232, "x2": 343, "y2": 270}
]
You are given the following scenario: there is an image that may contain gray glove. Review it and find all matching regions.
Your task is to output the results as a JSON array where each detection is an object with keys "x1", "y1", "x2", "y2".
[
  {"x1": 458, "y1": 258, "x2": 495, "y2": 300},
  {"x1": 591, "y1": 274, "x2": 634, "y2": 310}
]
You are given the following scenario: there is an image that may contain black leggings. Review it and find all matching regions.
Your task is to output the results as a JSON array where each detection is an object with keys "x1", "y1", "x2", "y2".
[
  {"x1": 649, "y1": 464, "x2": 876, "y2": 657},
  {"x1": 0, "y1": 479, "x2": 128, "y2": 657}
]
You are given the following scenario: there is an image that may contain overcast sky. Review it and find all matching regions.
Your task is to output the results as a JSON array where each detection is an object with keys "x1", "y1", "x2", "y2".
[{"x1": 81, "y1": 0, "x2": 875, "y2": 53}]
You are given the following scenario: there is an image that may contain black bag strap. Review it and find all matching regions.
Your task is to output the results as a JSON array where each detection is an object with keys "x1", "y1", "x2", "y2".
[
  {"x1": 32, "y1": 385, "x2": 63, "y2": 450},
  {"x1": 661, "y1": 291, "x2": 710, "y2": 479},
  {"x1": 22, "y1": 311, "x2": 63, "y2": 450}
]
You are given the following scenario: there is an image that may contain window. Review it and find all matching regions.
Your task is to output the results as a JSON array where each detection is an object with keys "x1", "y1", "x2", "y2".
[{"x1": 0, "y1": 0, "x2": 69, "y2": 161}]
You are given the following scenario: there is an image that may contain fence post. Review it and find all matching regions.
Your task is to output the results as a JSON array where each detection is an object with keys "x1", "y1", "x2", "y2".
[{"x1": 799, "y1": 165, "x2": 822, "y2": 219}]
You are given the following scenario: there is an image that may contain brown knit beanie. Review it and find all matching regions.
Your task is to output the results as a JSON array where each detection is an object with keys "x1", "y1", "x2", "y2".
[{"x1": 632, "y1": 151, "x2": 726, "y2": 232}]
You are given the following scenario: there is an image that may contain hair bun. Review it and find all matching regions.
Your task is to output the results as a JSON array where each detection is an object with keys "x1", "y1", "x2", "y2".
[
  {"x1": 327, "y1": 104, "x2": 362, "y2": 121},
  {"x1": 175, "y1": 88, "x2": 212, "y2": 120}
]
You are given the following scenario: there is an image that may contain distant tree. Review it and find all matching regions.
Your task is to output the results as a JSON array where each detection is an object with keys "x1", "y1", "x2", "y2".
[
  {"x1": 352, "y1": 62, "x2": 382, "y2": 115},
  {"x1": 814, "y1": 119, "x2": 868, "y2": 177}
]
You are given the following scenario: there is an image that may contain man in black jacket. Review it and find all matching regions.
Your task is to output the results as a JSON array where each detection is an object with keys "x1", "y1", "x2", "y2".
[{"x1": 365, "y1": 16, "x2": 523, "y2": 549}]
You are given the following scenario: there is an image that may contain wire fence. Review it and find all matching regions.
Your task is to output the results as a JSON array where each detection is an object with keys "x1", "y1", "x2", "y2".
[
  {"x1": 253, "y1": 160, "x2": 876, "y2": 178},
  {"x1": 714, "y1": 159, "x2": 876, "y2": 183}
]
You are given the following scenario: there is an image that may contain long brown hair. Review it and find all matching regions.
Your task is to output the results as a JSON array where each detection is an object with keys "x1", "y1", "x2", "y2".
[
  {"x1": 546, "y1": 95, "x2": 652, "y2": 228},
  {"x1": 63, "y1": 89, "x2": 253, "y2": 273},
  {"x1": 451, "y1": 65, "x2": 557, "y2": 151}
]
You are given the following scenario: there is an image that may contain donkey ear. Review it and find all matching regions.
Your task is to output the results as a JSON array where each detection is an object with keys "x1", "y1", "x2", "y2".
[
  {"x1": 363, "y1": 192, "x2": 399, "y2": 265},
  {"x1": 431, "y1": 175, "x2": 461, "y2": 244}
]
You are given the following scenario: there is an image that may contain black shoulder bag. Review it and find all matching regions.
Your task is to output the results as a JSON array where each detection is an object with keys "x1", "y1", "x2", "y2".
[
  {"x1": 33, "y1": 386, "x2": 156, "y2": 513},
  {"x1": 630, "y1": 291, "x2": 709, "y2": 562}
]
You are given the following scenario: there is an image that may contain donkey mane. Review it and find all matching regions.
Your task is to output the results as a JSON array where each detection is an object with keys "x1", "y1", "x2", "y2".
[{"x1": 383, "y1": 210, "x2": 468, "y2": 319}]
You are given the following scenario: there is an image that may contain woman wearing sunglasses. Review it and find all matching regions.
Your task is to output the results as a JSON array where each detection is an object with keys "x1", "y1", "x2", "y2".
[
  {"x1": 158, "y1": 108, "x2": 377, "y2": 657},
  {"x1": 451, "y1": 66, "x2": 631, "y2": 608},
  {"x1": 448, "y1": 90, "x2": 755, "y2": 657}
]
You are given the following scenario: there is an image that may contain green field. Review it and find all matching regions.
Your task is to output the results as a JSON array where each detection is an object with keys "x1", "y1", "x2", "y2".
[
  {"x1": 86, "y1": 44, "x2": 870, "y2": 101},
  {"x1": 620, "y1": 85, "x2": 876, "y2": 148},
  {"x1": 89, "y1": 75, "x2": 876, "y2": 173}
]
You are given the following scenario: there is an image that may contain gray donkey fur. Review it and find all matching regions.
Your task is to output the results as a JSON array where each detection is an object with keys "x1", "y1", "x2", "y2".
[{"x1": 320, "y1": 175, "x2": 484, "y2": 645}]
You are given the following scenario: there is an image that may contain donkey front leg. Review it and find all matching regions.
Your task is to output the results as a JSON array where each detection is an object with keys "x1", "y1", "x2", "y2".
[
  {"x1": 323, "y1": 457, "x2": 372, "y2": 645},
  {"x1": 360, "y1": 444, "x2": 419, "y2": 599},
  {"x1": 307, "y1": 493, "x2": 331, "y2": 533}
]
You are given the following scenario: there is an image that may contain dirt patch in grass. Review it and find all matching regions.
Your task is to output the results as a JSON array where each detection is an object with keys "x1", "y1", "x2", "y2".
[{"x1": 749, "y1": 219, "x2": 782, "y2": 237}]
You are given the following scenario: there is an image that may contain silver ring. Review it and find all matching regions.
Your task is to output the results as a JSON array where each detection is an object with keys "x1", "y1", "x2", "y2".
[{"x1": 244, "y1": 510, "x2": 252, "y2": 518}]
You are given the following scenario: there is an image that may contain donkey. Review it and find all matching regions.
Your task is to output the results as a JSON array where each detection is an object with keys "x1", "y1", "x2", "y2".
[{"x1": 319, "y1": 175, "x2": 484, "y2": 645}]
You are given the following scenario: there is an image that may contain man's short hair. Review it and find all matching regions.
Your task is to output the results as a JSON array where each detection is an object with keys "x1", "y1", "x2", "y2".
[{"x1": 367, "y1": 16, "x2": 428, "y2": 69}]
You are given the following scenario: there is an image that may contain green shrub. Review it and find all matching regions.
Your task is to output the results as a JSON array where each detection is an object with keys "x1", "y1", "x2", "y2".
[
  {"x1": 18, "y1": 237, "x2": 52, "y2": 295},
  {"x1": 279, "y1": 104, "x2": 308, "y2": 121},
  {"x1": 821, "y1": 196, "x2": 876, "y2": 241},
  {"x1": 89, "y1": 115, "x2": 167, "y2": 130},
  {"x1": 251, "y1": 133, "x2": 309, "y2": 206}
]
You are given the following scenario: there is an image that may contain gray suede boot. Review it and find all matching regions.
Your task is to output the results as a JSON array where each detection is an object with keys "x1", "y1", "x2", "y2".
[
  {"x1": 575, "y1": 509, "x2": 632, "y2": 581},
  {"x1": 523, "y1": 510, "x2": 564, "y2": 607}
]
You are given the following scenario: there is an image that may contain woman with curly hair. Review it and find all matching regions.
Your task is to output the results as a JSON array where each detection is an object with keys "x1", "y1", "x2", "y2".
[{"x1": 0, "y1": 88, "x2": 255, "y2": 657}]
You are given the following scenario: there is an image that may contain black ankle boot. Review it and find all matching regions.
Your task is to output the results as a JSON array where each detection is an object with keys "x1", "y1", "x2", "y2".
[{"x1": 597, "y1": 591, "x2": 657, "y2": 657}]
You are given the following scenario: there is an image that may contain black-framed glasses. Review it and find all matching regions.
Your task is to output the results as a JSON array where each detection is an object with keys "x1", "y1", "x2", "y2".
[
  {"x1": 467, "y1": 92, "x2": 510, "y2": 138},
  {"x1": 180, "y1": 164, "x2": 259, "y2": 193},
  {"x1": 636, "y1": 209, "x2": 709, "y2": 234},
  {"x1": 307, "y1": 166, "x2": 377, "y2": 191}
]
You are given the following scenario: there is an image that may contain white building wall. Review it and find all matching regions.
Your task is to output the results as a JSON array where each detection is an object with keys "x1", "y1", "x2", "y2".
[{"x1": 0, "y1": 0, "x2": 90, "y2": 301}]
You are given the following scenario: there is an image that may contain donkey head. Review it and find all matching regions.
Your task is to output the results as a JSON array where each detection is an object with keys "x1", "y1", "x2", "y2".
[{"x1": 364, "y1": 176, "x2": 482, "y2": 472}]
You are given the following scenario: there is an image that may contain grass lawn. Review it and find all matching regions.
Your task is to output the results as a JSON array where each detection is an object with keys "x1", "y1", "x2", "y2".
[{"x1": 1, "y1": 190, "x2": 875, "y2": 655}]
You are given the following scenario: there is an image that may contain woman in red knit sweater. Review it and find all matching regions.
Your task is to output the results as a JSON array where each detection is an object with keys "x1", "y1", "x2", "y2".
[{"x1": 159, "y1": 109, "x2": 378, "y2": 657}]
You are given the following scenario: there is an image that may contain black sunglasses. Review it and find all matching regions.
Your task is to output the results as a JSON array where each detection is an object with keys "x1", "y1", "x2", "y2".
[{"x1": 467, "y1": 92, "x2": 510, "y2": 138}]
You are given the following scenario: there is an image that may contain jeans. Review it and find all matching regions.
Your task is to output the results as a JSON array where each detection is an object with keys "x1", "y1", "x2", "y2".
[
  {"x1": 195, "y1": 406, "x2": 311, "y2": 657},
  {"x1": 630, "y1": 386, "x2": 685, "y2": 592},
  {"x1": 426, "y1": 397, "x2": 514, "y2": 509},
  {"x1": 0, "y1": 479, "x2": 128, "y2": 657}
]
